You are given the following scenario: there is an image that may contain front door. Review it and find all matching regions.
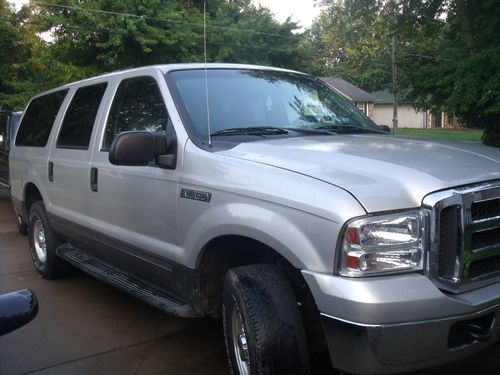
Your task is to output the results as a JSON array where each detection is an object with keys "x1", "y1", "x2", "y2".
[{"x1": 88, "y1": 72, "x2": 180, "y2": 290}]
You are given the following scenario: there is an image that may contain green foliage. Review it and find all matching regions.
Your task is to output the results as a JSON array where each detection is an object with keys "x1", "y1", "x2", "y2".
[
  {"x1": 310, "y1": 0, "x2": 499, "y2": 146},
  {"x1": 308, "y1": 0, "x2": 395, "y2": 91},
  {"x1": 400, "y1": 0, "x2": 500, "y2": 146},
  {"x1": 0, "y1": 0, "x2": 309, "y2": 111},
  {"x1": 0, "y1": 1, "x2": 32, "y2": 109}
]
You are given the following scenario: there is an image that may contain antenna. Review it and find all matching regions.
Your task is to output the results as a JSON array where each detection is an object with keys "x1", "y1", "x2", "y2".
[{"x1": 204, "y1": 1, "x2": 212, "y2": 148}]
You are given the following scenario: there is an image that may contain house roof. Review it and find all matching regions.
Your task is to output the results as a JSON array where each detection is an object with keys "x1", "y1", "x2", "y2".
[
  {"x1": 371, "y1": 89, "x2": 396, "y2": 104},
  {"x1": 371, "y1": 89, "x2": 412, "y2": 104},
  {"x1": 319, "y1": 77, "x2": 375, "y2": 102}
]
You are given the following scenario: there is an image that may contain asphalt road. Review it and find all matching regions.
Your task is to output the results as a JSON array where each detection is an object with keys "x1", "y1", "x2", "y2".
[{"x1": 0, "y1": 188, "x2": 499, "y2": 375}]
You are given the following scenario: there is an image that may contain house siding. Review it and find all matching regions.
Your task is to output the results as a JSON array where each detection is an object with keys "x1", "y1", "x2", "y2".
[{"x1": 373, "y1": 103, "x2": 426, "y2": 128}]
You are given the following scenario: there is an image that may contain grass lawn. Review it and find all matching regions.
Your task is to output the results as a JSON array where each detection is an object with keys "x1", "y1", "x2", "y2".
[{"x1": 396, "y1": 128, "x2": 483, "y2": 142}]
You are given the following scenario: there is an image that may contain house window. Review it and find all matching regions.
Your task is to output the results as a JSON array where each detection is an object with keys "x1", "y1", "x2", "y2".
[{"x1": 356, "y1": 102, "x2": 367, "y2": 115}]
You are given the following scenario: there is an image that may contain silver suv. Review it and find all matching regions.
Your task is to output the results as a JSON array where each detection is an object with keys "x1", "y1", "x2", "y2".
[{"x1": 9, "y1": 64, "x2": 500, "y2": 375}]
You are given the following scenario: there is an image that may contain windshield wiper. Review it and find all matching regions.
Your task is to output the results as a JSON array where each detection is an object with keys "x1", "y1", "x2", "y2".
[
  {"x1": 312, "y1": 124, "x2": 383, "y2": 133},
  {"x1": 211, "y1": 127, "x2": 289, "y2": 136}
]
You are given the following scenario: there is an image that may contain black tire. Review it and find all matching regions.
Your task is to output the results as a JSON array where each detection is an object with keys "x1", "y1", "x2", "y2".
[
  {"x1": 28, "y1": 201, "x2": 69, "y2": 279},
  {"x1": 223, "y1": 264, "x2": 310, "y2": 375}
]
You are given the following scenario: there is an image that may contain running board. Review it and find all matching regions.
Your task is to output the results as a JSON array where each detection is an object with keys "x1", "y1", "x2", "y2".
[{"x1": 56, "y1": 244, "x2": 198, "y2": 318}]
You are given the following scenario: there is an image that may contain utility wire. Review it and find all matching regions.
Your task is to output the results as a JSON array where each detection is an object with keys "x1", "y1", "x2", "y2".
[
  {"x1": 0, "y1": 16, "x2": 298, "y2": 55},
  {"x1": 32, "y1": 2, "x2": 302, "y2": 40},
  {"x1": 401, "y1": 52, "x2": 452, "y2": 62}
]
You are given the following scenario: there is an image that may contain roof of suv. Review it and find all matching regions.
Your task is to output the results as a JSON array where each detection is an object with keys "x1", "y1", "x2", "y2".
[{"x1": 29, "y1": 63, "x2": 303, "y2": 101}]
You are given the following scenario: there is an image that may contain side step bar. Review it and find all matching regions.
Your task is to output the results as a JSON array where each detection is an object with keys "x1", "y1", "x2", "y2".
[{"x1": 57, "y1": 244, "x2": 198, "y2": 318}]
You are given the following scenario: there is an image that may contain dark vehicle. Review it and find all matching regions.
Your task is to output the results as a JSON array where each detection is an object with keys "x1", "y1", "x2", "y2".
[
  {"x1": 0, "y1": 289, "x2": 38, "y2": 336},
  {"x1": 0, "y1": 111, "x2": 23, "y2": 187}
]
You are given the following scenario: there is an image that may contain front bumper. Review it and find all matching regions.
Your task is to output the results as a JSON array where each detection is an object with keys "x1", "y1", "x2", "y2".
[{"x1": 302, "y1": 271, "x2": 500, "y2": 374}]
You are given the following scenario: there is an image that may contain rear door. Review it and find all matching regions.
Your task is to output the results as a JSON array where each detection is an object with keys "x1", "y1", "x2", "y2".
[
  {"x1": 87, "y1": 70, "x2": 181, "y2": 288},
  {"x1": 46, "y1": 81, "x2": 109, "y2": 232}
]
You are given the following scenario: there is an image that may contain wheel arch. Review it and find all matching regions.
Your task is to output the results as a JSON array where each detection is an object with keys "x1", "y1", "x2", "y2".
[
  {"x1": 191, "y1": 233, "x2": 332, "y2": 371},
  {"x1": 192, "y1": 233, "x2": 312, "y2": 316},
  {"x1": 23, "y1": 182, "x2": 44, "y2": 218}
]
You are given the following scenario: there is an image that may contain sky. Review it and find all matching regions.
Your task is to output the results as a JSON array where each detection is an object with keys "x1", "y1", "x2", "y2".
[
  {"x1": 253, "y1": 0, "x2": 322, "y2": 28},
  {"x1": 10, "y1": 0, "x2": 322, "y2": 28}
]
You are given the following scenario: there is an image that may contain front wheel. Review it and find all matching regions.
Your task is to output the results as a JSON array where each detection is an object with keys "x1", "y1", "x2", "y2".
[{"x1": 223, "y1": 264, "x2": 310, "y2": 375}]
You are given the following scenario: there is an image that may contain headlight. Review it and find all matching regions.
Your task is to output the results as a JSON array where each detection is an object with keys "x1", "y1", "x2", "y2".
[{"x1": 338, "y1": 210, "x2": 427, "y2": 277}]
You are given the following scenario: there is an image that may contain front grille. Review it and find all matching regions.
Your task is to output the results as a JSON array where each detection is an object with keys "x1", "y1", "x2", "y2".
[
  {"x1": 471, "y1": 227, "x2": 500, "y2": 250},
  {"x1": 438, "y1": 205, "x2": 461, "y2": 279},
  {"x1": 469, "y1": 255, "x2": 500, "y2": 279},
  {"x1": 471, "y1": 198, "x2": 500, "y2": 221},
  {"x1": 424, "y1": 181, "x2": 500, "y2": 293}
]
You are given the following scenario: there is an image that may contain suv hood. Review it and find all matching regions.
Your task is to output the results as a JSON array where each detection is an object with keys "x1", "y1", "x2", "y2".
[{"x1": 219, "y1": 134, "x2": 500, "y2": 212}]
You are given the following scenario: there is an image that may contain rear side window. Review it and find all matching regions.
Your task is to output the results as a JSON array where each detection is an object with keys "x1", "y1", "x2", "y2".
[
  {"x1": 57, "y1": 83, "x2": 107, "y2": 149},
  {"x1": 15, "y1": 90, "x2": 68, "y2": 147},
  {"x1": 103, "y1": 76, "x2": 168, "y2": 150}
]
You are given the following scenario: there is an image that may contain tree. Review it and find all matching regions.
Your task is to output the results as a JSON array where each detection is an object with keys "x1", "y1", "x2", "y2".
[
  {"x1": 0, "y1": 0, "x2": 30, "y2": 110},
  {"x1": 309, "y1": 0, "x2": 499, "y2": 146},
  {"x1": 31, "y1": 0, "x2": 308, "y2": 72},
  {"x1": 399, "y1": 0, "x2": 500, "y2": 146},
  {"x1": 308, "y1": 0, "x2": 393, "y2": 91},
  {"x1": 208, "y1": 0, "x2": 309, "y2": 70},
  {"x1": 0, "y1": 0, "x2": 309, "y2": 110}
]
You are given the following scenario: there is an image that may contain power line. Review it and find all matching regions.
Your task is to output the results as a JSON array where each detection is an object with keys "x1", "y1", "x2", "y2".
[
  {"x1": 32, "y1": 2, "x2": 302, "y2": 41},
  {"x1": 4, "y1": 11, "x2": 454, "y2": 61},
  {"x1": 401, "y1": 52, "x2": 452, "y2": 62},
  {"x1": 0, "y1": 16, "x2": 298, "y2": 56}
]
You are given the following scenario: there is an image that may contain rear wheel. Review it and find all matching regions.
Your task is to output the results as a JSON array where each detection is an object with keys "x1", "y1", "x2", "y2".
[
  {"x1": 28, "y1": 201, "x2": 69, "y2": 279},
  {"x1": 223, "y1": 264, "x2": 310, "y2": 375}
]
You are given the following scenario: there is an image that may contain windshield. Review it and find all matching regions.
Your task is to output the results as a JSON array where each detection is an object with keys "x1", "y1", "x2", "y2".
[{"x1": 167, "y1": 69, "x2": 380, "y2": 145}]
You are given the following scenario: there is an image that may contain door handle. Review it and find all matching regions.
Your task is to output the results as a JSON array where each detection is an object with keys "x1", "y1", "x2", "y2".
[
  {"x1": 90, "y1": 167, "x2": 98, "y2": 192},
  {"x1": 48, "y1": 162, "x2": 54, "y2": 182}
]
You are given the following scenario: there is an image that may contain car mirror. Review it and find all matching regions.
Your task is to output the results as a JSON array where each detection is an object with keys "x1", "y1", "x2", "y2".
[
  {"x1": 109, "y1": 131, "x2": 175, "y2": 169},
  {"x1": 378, "y1": 125, "x2": 391, "y2": 133},
  {"x1": 0, "y1": 289, "x2": 38, "y2": 336}
]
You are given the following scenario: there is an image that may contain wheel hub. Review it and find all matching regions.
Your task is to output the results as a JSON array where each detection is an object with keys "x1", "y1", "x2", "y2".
[
  {"x1": 232, "y1": 306, "x2": 250, "y2": 375},
  {"x1": 33, "y1": 219, "x2": 47, "y2": 263}
]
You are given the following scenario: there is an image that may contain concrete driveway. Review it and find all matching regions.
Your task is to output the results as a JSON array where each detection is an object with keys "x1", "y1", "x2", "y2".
[{"x1": 0, "y1": 188, "x2": 499, "y2": 374}]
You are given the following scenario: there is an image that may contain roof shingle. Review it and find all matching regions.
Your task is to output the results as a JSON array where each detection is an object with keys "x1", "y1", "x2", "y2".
[{"x1": 319, "y1": 77, "x2": 375, "y2": 102}]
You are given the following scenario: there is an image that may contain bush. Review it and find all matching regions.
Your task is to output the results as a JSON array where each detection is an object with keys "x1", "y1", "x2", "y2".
[{"x1": 482, "y1": 125, "x2": 500, "y2": 147}]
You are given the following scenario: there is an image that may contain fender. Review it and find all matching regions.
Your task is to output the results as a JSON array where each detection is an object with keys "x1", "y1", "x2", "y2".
[{"x1": 182, "y1": 201, "x2": 341, "y2": 273}]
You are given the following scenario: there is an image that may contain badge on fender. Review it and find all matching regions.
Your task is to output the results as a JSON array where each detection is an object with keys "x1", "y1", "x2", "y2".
[{"x1": 180, "y1": 188, "x2": 212, "y2": 203}]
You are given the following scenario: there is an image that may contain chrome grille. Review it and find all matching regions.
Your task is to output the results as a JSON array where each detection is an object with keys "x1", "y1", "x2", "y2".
[
  {"x1": 471, "y1": 198, "x2": 500, "y2": 221},
  {"x1": 424, "y1": 181, "x2": 500, "y2": 293}
]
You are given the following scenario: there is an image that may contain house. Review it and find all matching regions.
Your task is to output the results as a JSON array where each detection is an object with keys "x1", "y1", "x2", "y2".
[
  {"x1": 318, "y1": 78, "x2": 461, "y2": 129},
  {"x1": 318, "y1": 77, "x2": 375, "y2": 119},
  {"x1": 371, "y1": 89, "x2": 462, "y2": 129},
  {"x1": 371, "y1": 90, "x2": 427, "y2": 128}
]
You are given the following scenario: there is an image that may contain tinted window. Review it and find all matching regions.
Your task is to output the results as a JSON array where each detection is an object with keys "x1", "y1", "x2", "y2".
[
  {"x1": 168, "y1": 69, "x2": 379, "y2": 141},
  {"x1": 57, "y1": 83, "x2": 107, "y2": 149},
  {"x1": 103, "y1": 76, "x2": 168, "y2": 150},
  {"x1": 16, "y1": 90, "x2": 68, "y2": 147}
]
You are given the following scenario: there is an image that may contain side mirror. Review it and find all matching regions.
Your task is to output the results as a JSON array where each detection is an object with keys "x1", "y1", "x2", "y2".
[
  {"x1": 109, "y1": 131, "x2": 176, "y2": 169},
  {"x1": 378, "y1": 125, "x2": 391, "y2": 133},
  {"x1": 0, "y1": 289, "x2": 38, "y2": 336}
]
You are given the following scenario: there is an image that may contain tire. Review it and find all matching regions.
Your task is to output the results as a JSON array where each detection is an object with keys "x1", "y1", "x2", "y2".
[
  {"x1": 223, "y1": 264, "x2": 310, "y2": 375},
  {"x1": 28, "y1": 201, "x2": 69, "y2": 279}
]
